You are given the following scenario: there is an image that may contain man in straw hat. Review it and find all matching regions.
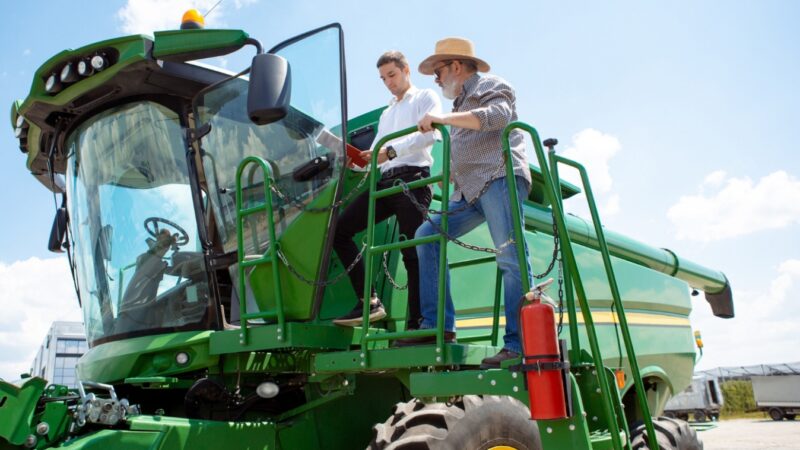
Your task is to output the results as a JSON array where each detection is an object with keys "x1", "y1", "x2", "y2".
[
  {"x1": 393, "y1": 37, "x2": 533, "y2": 370},
  {"x1": 331, "y1": 50, "x2": 441, "y2": 330}
]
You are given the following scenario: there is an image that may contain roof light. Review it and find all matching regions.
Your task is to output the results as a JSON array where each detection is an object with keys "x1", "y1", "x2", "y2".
[
  {"x1": 45, "y1": 73, "x2": 62, "y2": 94},
  {"x1": 60, "y1": 63, "x2": 79, "y2": 83},
  {"x1": 180, "y1": 9, "x2": 205, "y2": 29},
  {"x1": 90, "y1": 55, "x2": 107, "y2": 72},
  {"x1": 77, "y1": 59, "x2": 93, "y2": 77},
  {"x1": 15, "y1": 114, "x2": 25, "y2": 128},
  {"x1": 14, "y1": 126, "x2": 27, "y2": 139}
]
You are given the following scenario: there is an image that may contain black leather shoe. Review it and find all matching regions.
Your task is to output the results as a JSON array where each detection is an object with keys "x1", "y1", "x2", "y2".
[
  {"x1": 480, "y1": 348, "x2": 520, "y2": 369},
  {"x1": 392, "y1": 331, "x2": 456, "y2": 347}
]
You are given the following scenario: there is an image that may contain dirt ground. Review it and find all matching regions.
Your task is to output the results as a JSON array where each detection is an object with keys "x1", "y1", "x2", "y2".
[{"x1": 699, "y1": 418, "x2": 800, "y2": 450}]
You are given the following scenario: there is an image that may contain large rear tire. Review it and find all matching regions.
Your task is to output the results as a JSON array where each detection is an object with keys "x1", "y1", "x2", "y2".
[
  {"x1": 368, "y1": 395, "x2": 542, "y2": 450},
  {"x1": 630, "y1": 416, "x2": 703, "y2": 450}
]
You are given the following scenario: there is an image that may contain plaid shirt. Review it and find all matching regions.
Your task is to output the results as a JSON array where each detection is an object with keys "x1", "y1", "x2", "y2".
[{"x1": 449, "y1": 73, "x2": 531, "y2": 202}]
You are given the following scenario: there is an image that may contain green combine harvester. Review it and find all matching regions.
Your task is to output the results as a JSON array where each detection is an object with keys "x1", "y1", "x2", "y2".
[{"x1": 2, "y1": 16, "x2": 734, "y2": 450}]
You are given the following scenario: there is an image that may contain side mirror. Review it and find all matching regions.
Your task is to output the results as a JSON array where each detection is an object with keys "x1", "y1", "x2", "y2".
[
  {"x1": 48, "y1": 207, "x2": 68, "y2": 253},
  {"x1": 247, "y1": 53, "x2": 291, "y2": 125}
]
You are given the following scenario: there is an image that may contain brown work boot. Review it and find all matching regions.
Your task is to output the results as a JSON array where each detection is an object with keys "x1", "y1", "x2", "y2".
[
  {"x1": 480, "y1": 348, "x2": 520, "y2": 369},
  {"x1": 392, "y1": 331, "x2": 456, "y2": 347}
]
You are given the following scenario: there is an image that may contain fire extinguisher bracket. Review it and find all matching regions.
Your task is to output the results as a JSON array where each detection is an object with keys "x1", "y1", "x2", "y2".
[{"x1": 510, "y1": 359, "x2": 571, "y2": 374}]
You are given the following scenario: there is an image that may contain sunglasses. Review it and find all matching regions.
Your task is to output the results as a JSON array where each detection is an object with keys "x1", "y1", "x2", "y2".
[{"x1": 433, "y1": 60, "x2": 455, "y2": 80}]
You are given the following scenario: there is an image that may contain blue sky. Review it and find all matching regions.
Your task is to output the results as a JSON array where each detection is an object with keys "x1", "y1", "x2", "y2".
[{"x1": 1, "y1": 0, "x2": 799, "y2": 380}]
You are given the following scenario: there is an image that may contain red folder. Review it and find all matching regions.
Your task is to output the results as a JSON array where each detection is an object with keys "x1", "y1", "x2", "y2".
[{"x1": 316, "y1": 129, "x2": 369, "y2": 168}]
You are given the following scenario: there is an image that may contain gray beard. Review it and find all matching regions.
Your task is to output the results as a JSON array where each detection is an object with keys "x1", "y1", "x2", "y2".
[{"x1": 442, "y1": 79, "x2": 459, "y2": 100}]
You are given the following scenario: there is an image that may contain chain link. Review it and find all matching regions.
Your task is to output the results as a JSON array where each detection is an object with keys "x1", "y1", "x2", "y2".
[
  {"x1": 382, "y1": 251, "x2": 408, "y2": 290},
  {"x1": 400, "y1": 160, "x2": 507, "y2": 218},
  {"x1": 396, "y1": 161, "x2": 514, "y2": 255},
  {"x1": 276, "y1": 242, "x2": 367, "y2": 287},
  {"x1": 267, "y1": 160, "x2": 564, "y2": 304}
]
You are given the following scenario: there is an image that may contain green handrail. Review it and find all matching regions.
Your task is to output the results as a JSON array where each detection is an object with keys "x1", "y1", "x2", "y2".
[
  {"x1": 553, "y1": 153, "x2": 658, "y2": 450},
  {"x1": 547, "y1": 152, "x2": 582, "y2": 361},
  {"x1": 234, "y1": 156, "x2": 285, "y2": 345},
  {"x1": 502, "y1": 122, "x2": 627, "y2": 450},
  {"x1": 358, "y1": 124, "x2": 451, "y2": 359}
]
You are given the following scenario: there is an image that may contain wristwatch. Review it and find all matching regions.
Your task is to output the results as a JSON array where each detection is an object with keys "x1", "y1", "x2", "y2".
[{"x1": 386, "y1": 145, "x2": 397, "y2": 160}]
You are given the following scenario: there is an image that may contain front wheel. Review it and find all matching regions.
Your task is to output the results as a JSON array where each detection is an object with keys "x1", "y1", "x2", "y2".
[
  {"x1": 769, "y1": 407, "x2": 785, "y2": 421},
  {"x1": 630, "y1": 416, "x2": 703, "y2": 450},
  {"x1": 368, "y1": 395, "x2": 542, "y2": 450},
  {"x1": 693, "y1": 410, "x2": 706, "y2": 422}
]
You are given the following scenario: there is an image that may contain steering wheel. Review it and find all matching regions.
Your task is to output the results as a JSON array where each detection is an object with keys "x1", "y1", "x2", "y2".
[{"x1": 144, "y1": 217, "x2": 190, "y2": 248}]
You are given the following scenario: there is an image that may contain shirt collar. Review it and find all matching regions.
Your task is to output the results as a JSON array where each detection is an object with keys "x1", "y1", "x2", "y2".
[
  {"x1": 389, "y1": 85, "x2": 418, "y2": 106},
  {"x1": 454, "y1": 74, "x2": 480, "y2": 109}
]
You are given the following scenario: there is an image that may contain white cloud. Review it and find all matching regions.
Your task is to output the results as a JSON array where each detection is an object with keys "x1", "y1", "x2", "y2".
[
  {"x1": 116, "y1": 0, "x2": 257, "y2": 35},
  {"x1": 693, "y1": 259, "x2": 800, "y2": 370},
  {"x1": 0, "y1": 257, "x2": 81, "y2": 381},
  {"x1": 559, "y1": 128, "x2": 622, "y2": 217},
  {"x1": 703, "y1": 170, "x2": 726, "y2": 188},
  {"x1": 668, "y1": 170, "x2": 800, "y2": 242}
]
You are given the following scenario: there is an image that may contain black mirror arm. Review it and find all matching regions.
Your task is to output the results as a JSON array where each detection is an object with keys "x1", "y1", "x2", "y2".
[{"x1": 245, "y1": 37, "x2": 264, "y2": 55}]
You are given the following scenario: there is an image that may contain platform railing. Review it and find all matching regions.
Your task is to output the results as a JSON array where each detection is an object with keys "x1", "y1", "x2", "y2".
[
  {"x1": 234, "y1": 156, "x2": 286, "y2": 345},
  {"x1": 504, "y1": 121, "x2": 658, "y2": 450}
]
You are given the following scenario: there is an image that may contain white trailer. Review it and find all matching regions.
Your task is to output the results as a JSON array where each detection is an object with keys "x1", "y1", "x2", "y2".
[{"x1": 752, "y1": 375, "x2": 800, "y2": 421}]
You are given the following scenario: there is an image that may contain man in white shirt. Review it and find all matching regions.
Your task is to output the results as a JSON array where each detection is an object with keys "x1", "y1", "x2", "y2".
[{"x1": 332, "y1": 51, "x2": 441, "y2": 329}]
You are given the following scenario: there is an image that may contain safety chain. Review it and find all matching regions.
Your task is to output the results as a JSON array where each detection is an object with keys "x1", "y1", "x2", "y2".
[
  {"x1": 395, "y1": 161, "x2": 514, "y2": 255},
  {"x1": 382, "y1": 251, "x2": 408, "y2": 290},
  {"x1": 269, "y1": 170, "x2": 370, "y2": 213},
  {"x1": 401, "y1": 160, "x2": 507, "y2": 218},
  {"x1": 533, "y1": 217, "x2": 560, "y2": 280},
  {"x1": 276, "y1": 242, "x2": 367, "y2": 287}
]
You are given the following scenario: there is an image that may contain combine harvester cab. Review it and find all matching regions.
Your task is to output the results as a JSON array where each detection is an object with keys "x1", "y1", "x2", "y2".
[{"x1": 3, "y1": 14, "x2": 734, "y2": 450}]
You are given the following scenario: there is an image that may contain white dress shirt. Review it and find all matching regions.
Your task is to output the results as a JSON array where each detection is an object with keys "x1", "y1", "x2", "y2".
[{"x1": 374, "y1": 85, "x2": 442, "y2": 174}]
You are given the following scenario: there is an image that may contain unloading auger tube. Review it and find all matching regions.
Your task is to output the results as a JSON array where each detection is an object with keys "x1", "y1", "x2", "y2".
[{"x1": 523, "y1": 204, "x2": 734, "y2": 318}]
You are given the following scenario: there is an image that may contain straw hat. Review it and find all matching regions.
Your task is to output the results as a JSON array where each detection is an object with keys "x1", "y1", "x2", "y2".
[{"x1": 419, "y1": 37, "x2": 490, "y2": 75}]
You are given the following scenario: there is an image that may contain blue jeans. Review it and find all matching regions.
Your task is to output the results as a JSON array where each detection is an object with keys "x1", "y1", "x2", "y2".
[{"x1": 415, "y1": 176, "x2": 532, "y2": 353}]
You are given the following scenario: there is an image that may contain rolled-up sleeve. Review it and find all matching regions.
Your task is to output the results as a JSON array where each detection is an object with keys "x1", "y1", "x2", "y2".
[{"x1": 470, "y1": 81, "x2": 515, "y2": 131}]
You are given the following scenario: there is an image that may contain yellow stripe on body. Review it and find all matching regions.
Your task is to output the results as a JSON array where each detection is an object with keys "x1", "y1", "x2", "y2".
[{"x1": 456, "y1": 311, "x2": 690, "y2": 329}]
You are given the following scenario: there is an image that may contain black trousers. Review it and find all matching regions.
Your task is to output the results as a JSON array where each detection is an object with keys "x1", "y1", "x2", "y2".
[{"x1": 333, "y1": 167, "x2": 432, "y2": 328}]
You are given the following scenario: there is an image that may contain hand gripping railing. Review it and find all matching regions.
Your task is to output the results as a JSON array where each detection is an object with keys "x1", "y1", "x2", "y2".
[
  {"x1": 504, "y1": 121, "x2": 657, "y2": 450},
  {"x1": 234, "y1": 156, "x2": 286, "y2": 345}
]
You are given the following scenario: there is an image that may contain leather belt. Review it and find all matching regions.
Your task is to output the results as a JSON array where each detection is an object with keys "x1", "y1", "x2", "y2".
[{"x1": 381, "y1": 166, "x2": 429, "y2": 179}]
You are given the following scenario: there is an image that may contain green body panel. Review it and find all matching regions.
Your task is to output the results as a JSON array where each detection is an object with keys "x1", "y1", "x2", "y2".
[
  {"x1": 77, "y1": 331, "x2": 215, "y2": 384},
  {"x1": 208, "y1": 322, "x2": 384, "y2": 355},
  {"x1": 152, "y1": 29, "x2": 249, "y2": 61},
  {"x1": 0, "y1": 378, "x2": 46, "y2": 446},
  {"x1": 247, "y1": 183, "x2": 336, "y2": 321}
]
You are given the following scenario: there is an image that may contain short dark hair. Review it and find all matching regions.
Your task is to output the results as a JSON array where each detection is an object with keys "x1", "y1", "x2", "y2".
[{"x1": 377, "y1": 51, "x2": 408, "y2": 70}]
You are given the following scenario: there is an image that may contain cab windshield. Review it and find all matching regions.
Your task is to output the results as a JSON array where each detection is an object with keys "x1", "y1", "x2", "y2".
[{"x1": 66, "y1": 101, "x2": 211, "y2": 345}]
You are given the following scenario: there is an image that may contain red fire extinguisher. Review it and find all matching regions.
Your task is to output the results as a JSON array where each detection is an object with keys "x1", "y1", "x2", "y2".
[{"x1": 519, "y1": 279, "x2": 570, "y2": 420}]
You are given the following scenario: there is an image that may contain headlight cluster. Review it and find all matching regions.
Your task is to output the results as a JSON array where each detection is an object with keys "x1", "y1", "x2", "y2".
[
  {"x1": 44, "y1": 52, "x2": 111, "y2": 95},
  {"x1": 14, "y1": 112, "x2": 29, "y2": 153}
]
